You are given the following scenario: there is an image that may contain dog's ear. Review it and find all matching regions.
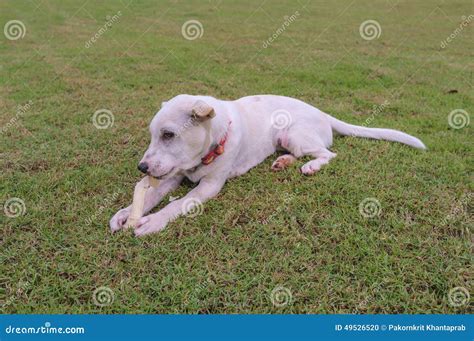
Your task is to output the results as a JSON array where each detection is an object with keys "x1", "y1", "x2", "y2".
[{"x1": 192, "y1": 100, "x2": 215, "y2": 120}]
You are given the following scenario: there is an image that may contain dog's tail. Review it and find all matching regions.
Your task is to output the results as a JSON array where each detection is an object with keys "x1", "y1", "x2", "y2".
[{"x1": 327, "y1": 115, "x2": 426, "y2": 149}]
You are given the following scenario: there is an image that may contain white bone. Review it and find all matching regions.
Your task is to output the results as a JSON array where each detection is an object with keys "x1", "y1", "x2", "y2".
[{"x1": 125, "y1": 176, "x2": 160, "y2": 228}]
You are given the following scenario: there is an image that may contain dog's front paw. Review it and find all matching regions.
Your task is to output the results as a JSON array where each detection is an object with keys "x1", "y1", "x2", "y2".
[
  {"x1": 134, "y1": 213, "x2": 168, "y2": 237},
  {"x1": 271, "y1": 154, "x2": 296, "y2": 171},
  {"x1": 109, "y1": 208, "x2": 131, "y2": 232}
]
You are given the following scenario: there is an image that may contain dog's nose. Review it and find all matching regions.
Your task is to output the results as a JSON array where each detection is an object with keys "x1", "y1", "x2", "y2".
[{"x1": 137, "y1": 162, "x2": 149, "y2": 174}]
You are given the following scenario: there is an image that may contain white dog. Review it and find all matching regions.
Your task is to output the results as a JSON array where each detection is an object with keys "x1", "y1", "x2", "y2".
[{"x1": 110, "y1": 94, "x2": 425, "y2": 236}]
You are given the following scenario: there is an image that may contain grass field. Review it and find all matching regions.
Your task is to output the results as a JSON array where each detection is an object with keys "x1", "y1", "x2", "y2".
[{"x1": 1, "y1": 0, "x2": 472, "y2": 314}]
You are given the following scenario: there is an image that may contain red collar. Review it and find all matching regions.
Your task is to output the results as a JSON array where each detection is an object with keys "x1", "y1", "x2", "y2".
[{"x1": 201, "y1": 121, "x2": 232, "y2": 165}]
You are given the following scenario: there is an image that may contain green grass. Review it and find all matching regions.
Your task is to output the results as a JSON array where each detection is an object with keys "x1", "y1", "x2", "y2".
[{"x1": 1, "y1": 0, "x2": 472, "y2": 314}]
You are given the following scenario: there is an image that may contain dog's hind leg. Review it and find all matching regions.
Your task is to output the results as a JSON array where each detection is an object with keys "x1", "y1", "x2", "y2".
[
  {"x1": 282, "y1": 127, "x2": 336, "y2": 176},
  {"x1": 299, "y1": 147, "x2": 336, "y2": 175}
]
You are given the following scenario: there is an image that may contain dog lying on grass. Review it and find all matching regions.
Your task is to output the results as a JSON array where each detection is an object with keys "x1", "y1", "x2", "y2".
[{"x1": 110, "y1": 94, "x2": 425, "y2": 236}]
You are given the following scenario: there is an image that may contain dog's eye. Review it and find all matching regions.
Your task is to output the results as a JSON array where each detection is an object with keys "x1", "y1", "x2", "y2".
[{"x1": 162, "y1": 131, "x2": 175, "y2": 140}]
